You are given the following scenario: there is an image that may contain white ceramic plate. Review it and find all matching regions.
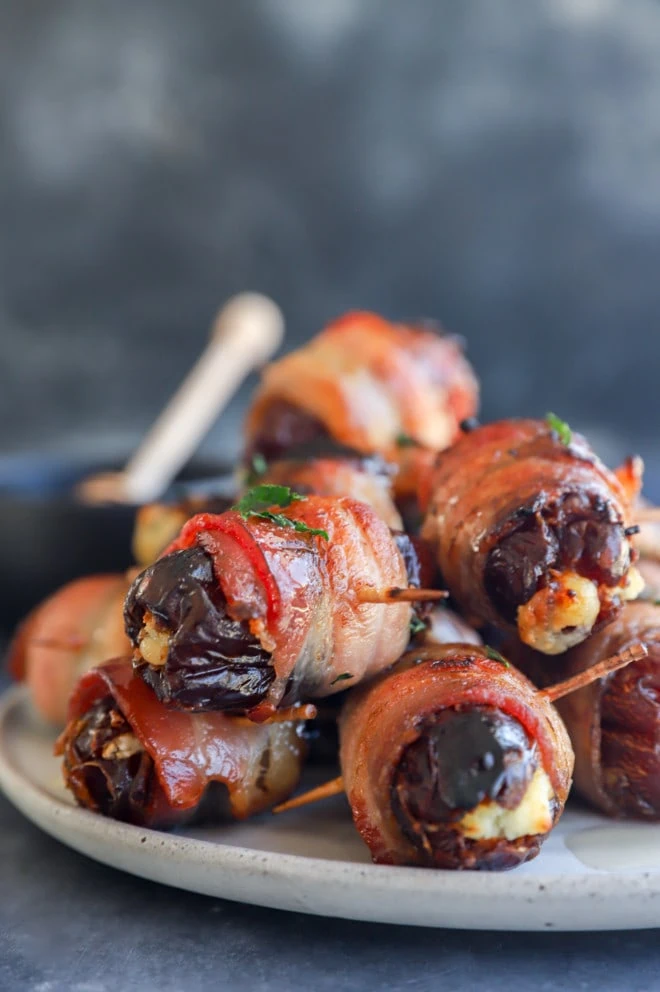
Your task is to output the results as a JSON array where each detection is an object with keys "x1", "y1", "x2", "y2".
[{"x1": 2, "y1": 685, "x2": 660, "y2": 931}]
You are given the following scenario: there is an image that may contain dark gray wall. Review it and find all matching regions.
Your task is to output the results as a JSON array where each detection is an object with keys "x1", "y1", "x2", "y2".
[{"x1": 1, "y1": 0, "x2": 659, "y2": 474}]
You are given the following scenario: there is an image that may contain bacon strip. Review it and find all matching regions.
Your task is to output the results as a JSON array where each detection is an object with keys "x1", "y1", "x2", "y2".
[
  {"x1": 8, "y1": 574, "x2": 131, "y2": 725},
  {"x1": 245, "y1": 311, "x2": 479, "y2": 460},
  {"x1": 519, "y1": 601, "x2": 660, "y2": 819},
  {"x1": 166, "y1": 496, "x2": 412, "y2": 708},
  {"x1": 422, "y1": 419, "x2": 639, "y2": 654},
  {"x1": 63, "y1": 659, "x2": 306, "y2": 819},
  {"x1": 339, "y1": 644, "x2": 573, "y2": 867},
  {"x1": 259, "y1": 456, "x2": 403, "y2": 530}
]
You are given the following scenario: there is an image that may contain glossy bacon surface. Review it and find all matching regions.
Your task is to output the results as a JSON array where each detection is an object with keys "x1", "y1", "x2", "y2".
[
  {"x1": 422, "y1": 419, "x2": 639, "y2": 654},
  {"x1": 259, "y1": 455, "x2": 403, "y2": 530},
  {"x1": 165, "y1": 496, "x2": 412, "y2": 709},
  {"x1": 61, "y1": 658, "x2": 306, "y2": 822},
  {"x1": 536, "y1": 601, "x2": 660, "y2": 819},
  {"x1": 9, "y1": 574, "x2": 131, "y2": 725},
  {"x1": 340, "y1": 644, "x2": 573, "y2": 869},
  {"x1": 245, "y1": 311, "x2": 479, "y2": 460}
]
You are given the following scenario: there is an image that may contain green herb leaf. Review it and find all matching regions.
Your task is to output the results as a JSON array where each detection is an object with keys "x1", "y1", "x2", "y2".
[
  {"x1": 396, "y1": 432, "x2": 418, "y2": 448},
  {"x1": 545, "y1": 412, "x2": 572, "y2": 446},
  {"x1": 233, "y1": 484, "x2": 304, "y2": 516},
  {"x1": 485, "y1": 645, "x2": 510, "y2": 668},
  {"x1": 232, "y1": 485, "x2": 328, "y2": 540},
  {"x1": 409, "y1": 615, "x2": 428, "y2": 637},
  {"x1": 330, "y1": 672, "x2": 354, "y2": 685}
]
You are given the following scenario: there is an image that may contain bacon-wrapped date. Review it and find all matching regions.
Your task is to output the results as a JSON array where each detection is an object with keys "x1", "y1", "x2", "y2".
[
  {"x1": 257, "y1": 454, "x2": 403, "y2": 531},
  {"x1": 304, "y1": 607, "x2": 482, "y2": 765},
  {"x1": 422, "y1": 419, "x2": 642, "y2": 655},
  {"x1": 525, "y1": 601, "x2": 660, "y2": 819},
  {"x1": 339, "y1": 644, "x2": 573, "y2": 870},
  {"x1": 244, "y1": 311, "x2": 479, "y2": 468},
  {"x1": 132, "y1": 494, "x2": 233, "y2": 567},
  {"x1": 124, "y1": 496, "x2": 412, "y2": 716},
  {"x1": 8, "y1": 574, "x2": 132, "y2": 725},
  {"x1": 56, "y1": 658, "x2": 307, "y2": 828},
  {"x1": 132, "y1": 453, "x2": 402, "y2": 568},
  {"x1": 627, "y1": 505, "x2": 660, "y2": 601},
  {"x1": 610, "y1": 458, "x2": 660, "y2": 601}
]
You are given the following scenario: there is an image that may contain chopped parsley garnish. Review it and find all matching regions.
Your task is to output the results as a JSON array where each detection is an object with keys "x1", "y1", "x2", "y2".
[
  {"x1": 410, "y1": 615, "x2": 428, "y2": 637},
  {"x1": 395, "y1": 432, "x2": 418, "y2": 448},
  {"x1": 485, "y1": 645, "x2": 510, "y2": 668},
  {"x1": 545, "y1": 412, "x2": 572, "y2": 447},
  {"x1": 234, "y1": 484, "x2": 302, "y2": 515},
  {"x1": 233, "y1": 485, "x2": 328, "y2": 540},
  {"x1": 330, "y1": 672, "x2": 354, "y2": 685}
]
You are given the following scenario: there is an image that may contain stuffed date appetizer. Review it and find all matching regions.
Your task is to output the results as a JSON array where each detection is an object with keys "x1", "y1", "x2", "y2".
[
  {"x1": 56, "y1": 658, "x2": 308, "y2": 828},
  {"x1": 255, "y1": 453, "x2": 403, "y2": 530},
  {"x1": 132, "y1": 494, "x2": 233, "y2": 568},
  {"x1": 9, "y1": 574, "x2": 132, "y2": 725},
  {"x1": 422, "y1": 417, "x2": 643, "y2": 656},
  {"x1": 280, "y1": 643, "x2": 574, "y2": 870},
  {"x1": 244, "y1": 311, "x2": 479, "y2": 493},
  {"x1": 525, "y1": 601, "x2": 660, "y2": 820},
  {"x1": 124, "y1": 489, "x2": 429, "y2": 717}
]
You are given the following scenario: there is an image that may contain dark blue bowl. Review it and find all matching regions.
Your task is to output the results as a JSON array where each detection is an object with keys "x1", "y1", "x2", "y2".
[{"x1": 0, "y1": 455, "x2": 231, "y2": 633}]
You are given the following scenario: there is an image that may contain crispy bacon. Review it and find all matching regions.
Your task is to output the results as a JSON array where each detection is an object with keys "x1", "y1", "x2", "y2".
[
  {"x1": 523, "y1": 601, "x2": 660, "y2": 819},
  {"x1": 339, "y1": 644, "x2": 573, "y2": 870},
  {"x1": 258, "y1": 455, "x2": 402, "y2": 530},
  {"x1": 147, "y1": 496, "x2": 412, "y2": 711},
  {"x1": 8, "y1": 574, "x2": 131, "y2": 725},
  {"x1": 58, "y1": 658, "x2": 306, "y2": 824},
  {"x1": 245, "y1": 311, "x2": 479, "y2": 468},
  {"x1": 131, "y1": 451, "x2": 403, "y2": 573},
  {"x1": 422, "y1": 419, "x2": 641, "y2": 655}
]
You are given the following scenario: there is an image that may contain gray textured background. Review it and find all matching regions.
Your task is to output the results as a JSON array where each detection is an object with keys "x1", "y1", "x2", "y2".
[
  {"x1": 1, "y1": 0, "x2": 659, "y2": 473},
  {"x1": 3, "y1": 7, "x2": 660, "y2": 983}
]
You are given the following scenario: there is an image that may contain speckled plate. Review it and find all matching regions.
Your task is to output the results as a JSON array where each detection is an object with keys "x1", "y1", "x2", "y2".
[{"x1": 2, "y1": 684, "x2": 660, "y2": 931}]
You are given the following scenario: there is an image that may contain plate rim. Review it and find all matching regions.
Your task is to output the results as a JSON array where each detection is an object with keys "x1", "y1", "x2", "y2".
[{"x1": 2, "y1": 684, "x2": 660, "y2": 931}]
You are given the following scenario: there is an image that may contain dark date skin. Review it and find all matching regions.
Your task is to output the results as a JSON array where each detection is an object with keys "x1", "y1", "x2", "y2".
[
  {"x1": 126, "y1": 536, "x2": 426, "y2": 714},
  {"x1": 125, "y1": 547, "x2": 275, "y2": 712},
  {"x1": 61, "y1": 695, "x2": 161, "y2": 826},
  {"x1": 61, "y1": 696, "x2": 230, "y2": 826},
  {"x1": 392, "y1": 706, "x2": 543, "y2": 870},
  {"x1": 485, "y1": 491, "x2": 629, "y2": 622},
  {"x1": 392, "y1": 531, "x2": 439, "y2": 632},
  {"x1": 246, "y1": 399, "x2": 330, "y2": 463}
]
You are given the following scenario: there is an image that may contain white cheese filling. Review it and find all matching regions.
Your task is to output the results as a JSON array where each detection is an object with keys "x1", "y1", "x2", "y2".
[
  {"x1": 621, "y1": 566, "x2": 644, "y2": 603},
  {"x1": 459, "y1": 767, "x2": 554, "y2": 842},
  {"x1": 138, "y1": 614, "x2": 169, "y2": 667},
  {"x1": 101, "y1": 733, "x2": 144, "y2": 761},
  {"x1": 517, "y1": 566, "x2": 644, "y2": 655},
  {"x1": 517, "y1": 572, "x2": 601, "y2": 655}
]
